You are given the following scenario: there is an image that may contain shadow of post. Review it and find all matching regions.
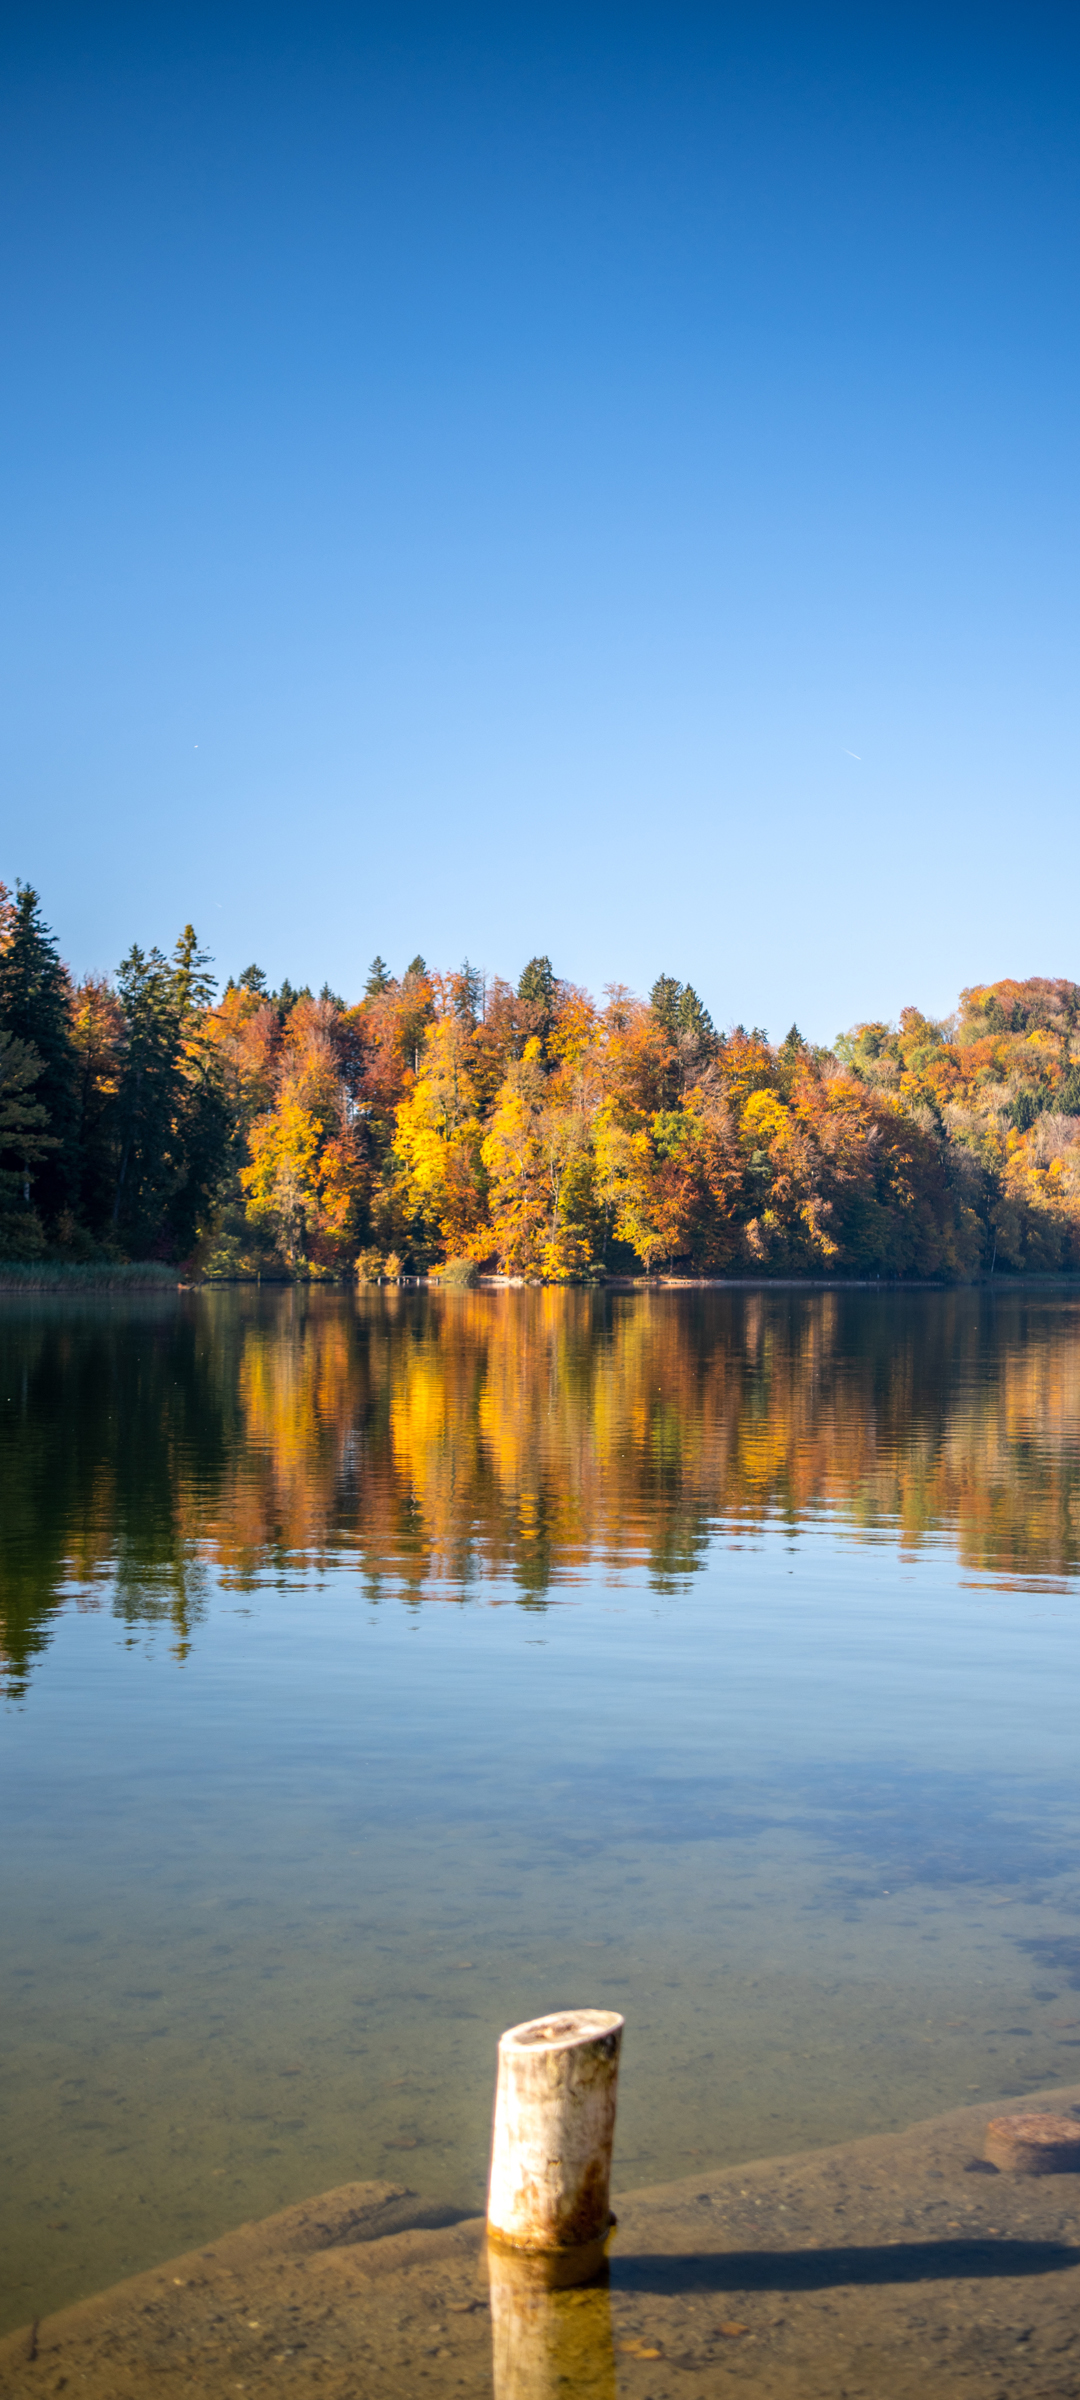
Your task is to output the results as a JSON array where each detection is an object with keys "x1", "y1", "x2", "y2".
[{"x1": 611, "y1": 2237, "x2": 1080, "y2": 2293}]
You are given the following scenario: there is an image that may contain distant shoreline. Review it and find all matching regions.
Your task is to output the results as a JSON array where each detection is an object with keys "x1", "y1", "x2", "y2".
[{"x1": 3, "y1": 1264, "x2": 1080, "y2": 1296}]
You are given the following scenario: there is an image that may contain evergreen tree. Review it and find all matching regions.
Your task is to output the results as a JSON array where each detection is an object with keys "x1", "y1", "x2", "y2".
[
  {"x1": 110, "y1": 931, "x2": 230, "y2": 1256},
  {"x1": 69, "y1": 974, "x2": 124, "y2": 1239},
  {"x1": 518, "y1": 955, "x2": 556, "y2": 1013},
  {"x1": 0, "y1": 883, "x2": 77, "y2": 1218},
  {"x1": 111, "y1": 945, "x2": 183, "y2": 1245},
  {"x1": 649, "y1": 973, "x2": 716, "y2": 1050},
  {"x1": 171, "y1": 924, "x2": 217, "y2": 1019},
  {"x1": 517, "y1": 955, "x2": 557, "y2": 1056},
  {"x1": 365, "y1": 956, "x2": 393, "y2": 996},
  {"x1": 0, "y1": 1032, "x2": 55, "y2": 1242},
  {"x1": 168, "y1": 927, "x2": 231, "y2": 1255},
  {"x1": 675, "y1": 983, "x2": 716, "y2": 1049},
  {"x1": 777, "y1": 1023, "x2": 811, "y2": 1097},
  {"x1": 455, "y1": 959, "x2": 484, "y2": 1023},
  {"x1": 649, "y1": 974, "x2": 717, "y2": 1099},
  {"x1": 648, "y1": 974, "x2": 683, "y2": 1039}
]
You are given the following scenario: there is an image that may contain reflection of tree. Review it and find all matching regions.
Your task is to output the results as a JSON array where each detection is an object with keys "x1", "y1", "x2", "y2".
[
  {"x1": 0, "y1": 1299, "x2": 228, "y2": 1696},
  {"x1": 3, "y1": 1289, "x2": 1080, "y2": 1693}
]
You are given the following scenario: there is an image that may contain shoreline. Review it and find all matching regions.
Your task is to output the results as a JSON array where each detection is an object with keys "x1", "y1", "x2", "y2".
[
  {"x1": 4, "y1": 2084, "x2": 1080, "y2": 2396},
  {"x1": 3, "y1": 1266, "x2": 1080, "y2": 1296}
]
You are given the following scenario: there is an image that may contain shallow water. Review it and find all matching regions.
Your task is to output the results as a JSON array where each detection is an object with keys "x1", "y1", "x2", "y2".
[{"x1": 2, "y1": 1284, "x2": 1080, "y2": 2335}]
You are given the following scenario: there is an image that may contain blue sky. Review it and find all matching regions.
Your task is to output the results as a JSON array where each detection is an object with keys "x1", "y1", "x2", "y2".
[{"x1": 2, "y1": 4, "x2": 1078, "y2": 1041}]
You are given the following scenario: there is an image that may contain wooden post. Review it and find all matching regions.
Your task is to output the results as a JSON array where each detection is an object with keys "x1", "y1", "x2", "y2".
[{"x1": 486, "y1": 2009, "x2": 624, "y2": 2252}]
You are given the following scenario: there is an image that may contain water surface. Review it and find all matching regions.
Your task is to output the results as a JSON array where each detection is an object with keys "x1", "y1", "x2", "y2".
[{"x1": 3, "y1": 1286, "x2": 1080, "y2": 2334}]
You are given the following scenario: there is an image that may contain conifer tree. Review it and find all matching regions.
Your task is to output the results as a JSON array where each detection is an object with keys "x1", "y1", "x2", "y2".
[
  {"x1": 111, "y1": 931, "x2": 229, "y2": 1256},
  {"x1": 455, "y1": 959, "x2": 484, "y2": 1024},
  {"x1": 517, "y1": 955, "x2": 557, "y2": 1058},
  {"x1": 0, "y1": 883, "x2": 77, "y2": 1219},
  {"x1": 0, "y1": 1032, "x2": 55, "y2": 1242},
  {"x1": 648, "y1": 974, "x2": 682, "y2": 1038},
  {"x1": 649, "y1": 975, "x2": 717, "y2": 1101}
]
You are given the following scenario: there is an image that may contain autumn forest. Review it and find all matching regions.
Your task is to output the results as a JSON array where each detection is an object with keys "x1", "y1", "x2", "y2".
[{"x1": 2, "y1": 878, "x2": 1080, "y2": 1281}]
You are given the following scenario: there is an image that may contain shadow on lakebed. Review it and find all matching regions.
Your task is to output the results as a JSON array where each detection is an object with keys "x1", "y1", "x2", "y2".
[{"x1": 613, "y1": 2235, "x2": 1079, "y2": 2293}]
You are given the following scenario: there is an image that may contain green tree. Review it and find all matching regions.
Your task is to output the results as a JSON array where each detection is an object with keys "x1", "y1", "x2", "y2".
[
  {"x1": 648, "y1": 974, "x2": 717, "y2": 1100},
  {"x1": 68, "y1": 975, "x2": 124, "y2": 1240},
  {"x1": 169, "y1": 928, "x2": 232, "y2": 1255},
  {"x1": 0, "y1": 1032, "x2": 55, "y2": 1248},
  {"x1": 649, "y1": 973, "x2": 716, "y2": 1049},
  {"x1": 111, "y1": 930, "x2": 229, "y2": 1256},
  {"x1": 517, "y1": 955, "x2": 557, "y2": 1058},
  {"x1": 0, "y1": 883, "x2": 77, "y2": 1218},
  {"x1": 455, "y1": 959, "x2": 484, "y2": 1024}
]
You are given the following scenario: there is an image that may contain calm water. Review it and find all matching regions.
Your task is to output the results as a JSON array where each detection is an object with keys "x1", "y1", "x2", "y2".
[{"x1": 3, "y1": 1285, "x2": 1080, "y2": 2335}]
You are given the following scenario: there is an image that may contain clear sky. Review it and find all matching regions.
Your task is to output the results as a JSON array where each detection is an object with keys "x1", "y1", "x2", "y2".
[{"x1": 2, "y1": 3, "x2": 1078, "y2": 1042}]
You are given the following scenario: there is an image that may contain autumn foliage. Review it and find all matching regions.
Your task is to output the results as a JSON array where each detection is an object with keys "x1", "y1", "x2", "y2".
[{"x1": 2, "y1": 878, "x2": 1080, "y2": 1279}]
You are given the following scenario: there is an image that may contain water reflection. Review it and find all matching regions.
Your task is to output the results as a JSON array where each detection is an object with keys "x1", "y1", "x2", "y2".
[
  {"x1": 3, "y1": 1286, "x2": 1080, "y2": 1694},
  {"x1": 4, "y1": 1286, "x2": 1080, "y2": 2337},
  {"x1": 487, "y1": 2242, "x2": 615, "y2": 2400}
]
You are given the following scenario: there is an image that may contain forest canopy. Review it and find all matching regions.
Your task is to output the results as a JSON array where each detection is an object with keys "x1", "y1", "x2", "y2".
[{"x1": 2, "y1": 878, "x2": 1079, "y2": 1281}]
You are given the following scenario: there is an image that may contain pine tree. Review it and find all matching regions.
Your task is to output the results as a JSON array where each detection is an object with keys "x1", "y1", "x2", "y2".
[
  {"x1": 517, "y1": 956, "x2": 557, "y2": 1057},
  {"x1": 0, "y1": 884, "x2": 78, "y2": 1220},
  {"x1": 674, "y1": 983, "x2": 716, "y2": 1049},
  {"x1": 0, "y1": 1032, "x2": 55, "y2": 1242},
  {"x1": 110, "y1": 932, "x2": 230, "y2": 1256},
  {"x1": 171, "y1": 925, "x2": 217, "y2": 1019},
  {"x1": 649, "y1": 973, "x2": 716, "y2": 1050},
  {"x1": 518, "y1": 955, "x2": 556, "y2": 1013},
  {"x1": 648, "y1": 975, "x2": 683, "y2": 1039},
  {"x1": 455, "y1": 959, "x2": 484, "y2": 1023},
  {"x1": 110, "y1": 946, "x2": 182, "y2": 1244},
  {"x1": 649, "y1": 975, "x2": 717, "y2": 1100},
  {"x1": 69, "y1": 974, "x2": 124, "y2": 1238}
]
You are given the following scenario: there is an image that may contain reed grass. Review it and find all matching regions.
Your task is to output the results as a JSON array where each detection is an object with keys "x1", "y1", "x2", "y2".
[{"x1": 0, "y1": 1259, "x2": 180, "y2": 1291}]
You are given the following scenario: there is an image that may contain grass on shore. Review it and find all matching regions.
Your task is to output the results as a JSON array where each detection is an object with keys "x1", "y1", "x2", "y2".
[{"x1": 0, "y1": 1258, "x2": 181, "y2": 1291}]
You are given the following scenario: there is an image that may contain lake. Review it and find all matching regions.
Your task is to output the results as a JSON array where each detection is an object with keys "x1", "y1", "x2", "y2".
[{"x1": 3, "y1": 1283, "x2": 1080, "y2": 2338}]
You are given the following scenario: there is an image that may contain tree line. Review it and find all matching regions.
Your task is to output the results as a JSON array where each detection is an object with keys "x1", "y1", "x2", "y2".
[{"x1": 2, "y1": 877, "x2": 1079, "y2": 1279}]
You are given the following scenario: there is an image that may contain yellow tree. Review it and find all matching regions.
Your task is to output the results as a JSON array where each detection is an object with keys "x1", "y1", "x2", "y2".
[
  {"x1": 590, "y1": 994, "x2": 696, "y2": 1269},
  {"x1": 393, "y1": 1012, "x2": 485, "y2": 1261},
  {"x1": 482, "y1": 1039, "x2": 595, "y2": 1278},
  {"x1": 240, "y1": 1091, "x2": 322, "y2": 1265},
  {"x1": 593, "y1": 1109, "x2": 696, "y2": 1269},
  {"x1": 237, "y1": 999, "x2": 367, "y2": 1270}
]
